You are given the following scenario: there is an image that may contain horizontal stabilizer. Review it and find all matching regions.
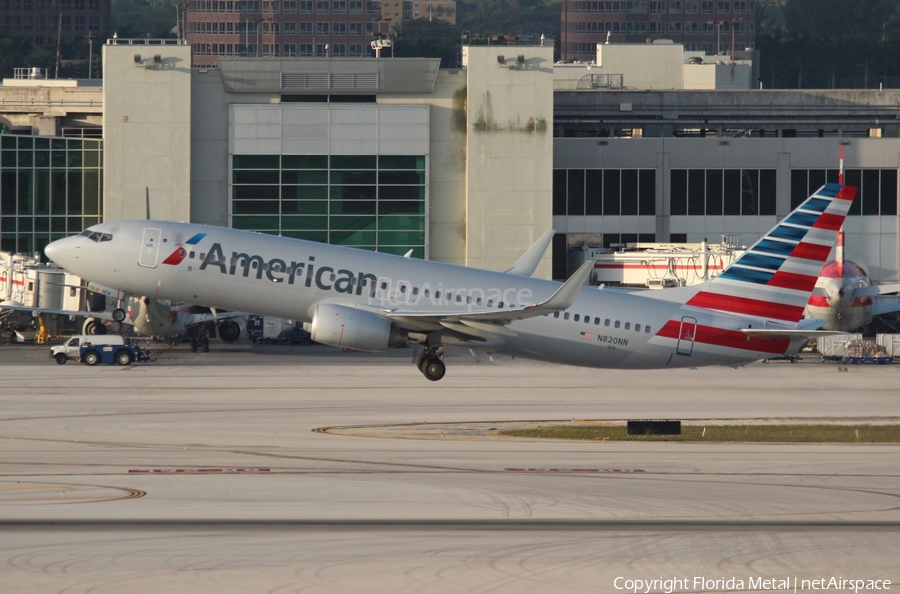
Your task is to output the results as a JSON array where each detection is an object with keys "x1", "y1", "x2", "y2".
[
  {"x1": 856, "y1": 283, "x2": 900, "y2": 298},
  {"x1": 872, "y1": 295, "x2": 900, "y2": 317},
  {"x1": 504, "y1": 230, "x2": 555, "y2": 277}
]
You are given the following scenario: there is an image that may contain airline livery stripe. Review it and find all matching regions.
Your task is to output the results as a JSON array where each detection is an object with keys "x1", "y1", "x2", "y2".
[
  {"x1": 808, "y1": 295, "x2": 872, "y2": 307},
  {"x1": 717, "y1": 267, "x2": 773, "y2": 284},
  {"x1": 753, "y1": 239, "x2": 797, "y2": 256},
  {"x1": 769, "y1": 225, "x2": 808, "y2": 242},
  {"x1": 767, "y1": 270, "x2": 819, "y2": 292},
  {"x1": 738, "y1": 252, "x2": 785, "y2": 271},
  {"x1": 693, "y1": 277, "x2": 812, "y2": 305},
  {"x1": 791, "y1": 242, "x2": 832, "y2": 262},
  {"x1": 655, "y1": 320, "x2": 790, "y2": 354},
  {"x1": 815, "y1": 183, "x2": 840, "y2": 198},
  {"x1": 686, "y1": 291, "x2": 806, "y2": 321},
  {"x1": 836, "y1": 186, "x2": 857, "y2": 201},
  {"x1": 783, "y1": 211, "x2": 819, "y2": 228},
  {"x1": 186, "y1": 233, "x2": 208, "y2": 245},
  {"x1": 812, "y1": 213, "x2": 845, "y2": 231},
  {"x1": 801, "y1": 198, "x2": 832, "y2": 213}
]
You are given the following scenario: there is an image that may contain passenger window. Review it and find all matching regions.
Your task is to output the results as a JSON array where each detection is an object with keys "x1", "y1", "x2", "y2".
[
  {"x1": 499, "y1": 302, "x2": 505, "y2": 308},
  {"x1": 563, "y1": 312, "x2": 570, "y2": 320},
  {"x1": 624, "y1": 322, "x2": 631, "y2": 330},
  {"x1": 604, "y1": 319, "x2": 610, "y2": 327},
  {"x1": 424, "y1": 288, "x2": 429, "y2": 296},
  {"x1": 594, "y1": 317, "x2": 600, "y2": 325},
  {"x1": 635, "y1": 324, "x2": 641, "y2": 332},
  {"x1": 585, "y1": 316, "x2": 591, "y2": 324},
  {"x1": 435, "y1": 291, "x2": 441, "y2": 299},
  {"x1": 645, "y1": 326, "x2": 652, "y2": 333},
  {"x1": 457, "y1": 295, "x2": 463, "y2": 303},
  {"x1": 614, "y1": 321, "x2": 620, "y2": 329},
  {"x1": 574, "y1": 314, "x2": 580, "y2": 322},
  {"x1": 487, "y1": 299, "x2": 493, "y2": 307},
  {"x1": 189, "y1": 251, "x2": 195, "y2": 259},
  {"x1": 412, "y1": 287, "x2": 419, "y2": 295},
  {"x1": 553, "y1": 311, "x2": 559, "y2": 318},
  {"x1": 476, "y1": 297, "x2": 482, "y2": 305}
]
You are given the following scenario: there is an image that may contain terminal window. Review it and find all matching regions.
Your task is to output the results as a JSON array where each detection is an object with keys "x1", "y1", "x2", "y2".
[
  {"x1": 790, "y1": 168, "x2": 897, "y2": 216},
  {"x1": 231, "y1": 154, "x2": 426, "y2": 258},
  {"x1": 0, "y1": 135, "x2": 102, "y2": 256}
]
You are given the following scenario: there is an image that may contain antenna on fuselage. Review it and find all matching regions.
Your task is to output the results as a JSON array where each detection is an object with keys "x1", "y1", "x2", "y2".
[{"x1": 145, "y1": 187, "x2": 151, "y2": 220}]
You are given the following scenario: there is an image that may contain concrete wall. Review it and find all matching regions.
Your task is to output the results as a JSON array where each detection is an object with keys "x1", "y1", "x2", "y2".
[
  {"x1": 595, "y1": 44, "x2": 684, "y2": 90},
  {"x1": 380, "y1": 70, "x2": 468, "y2": 265},
  {"x1": 463, "y1": 45, "x2": 555, "y2": 277},
  {"x1": 683, "y1": 63, "x2": 753, "y2": 90},
  {"x1": 102, "y1": 42, "x2": 192, "y2": 222}
]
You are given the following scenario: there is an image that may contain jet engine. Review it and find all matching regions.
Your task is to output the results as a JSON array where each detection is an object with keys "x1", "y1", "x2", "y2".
[
  {"x1": 310, "y1": 303, "x2": 407, "y2": 351},
  {"x1": 217, "y1": 319, "x2": 241, "y2": 342}
]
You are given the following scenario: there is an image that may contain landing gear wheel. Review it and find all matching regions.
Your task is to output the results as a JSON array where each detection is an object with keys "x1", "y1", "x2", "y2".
[
  {"x1": 190, "y1": 337, "x2": 198, "y2": 353},
  {"x1": 422, "y1": 357, "x2": 446, "y2": 382},
  {"x1": 201, "y1": 337, "x2": 210, "y2": 353},
  {"x1": 55, "y1": 353, "x2": 67, "y2": 365},
  {"x1": 112, "y1": 308, "x2": 127, "y2": 323},
  {"x1": 415, "y1": 350, "x2": 429, "y2": 372}
]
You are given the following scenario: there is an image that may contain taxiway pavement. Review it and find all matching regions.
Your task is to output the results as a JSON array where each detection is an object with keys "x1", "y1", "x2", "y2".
[{"x1": 0, "y1": 342, "x2": 898, "y2": 593}]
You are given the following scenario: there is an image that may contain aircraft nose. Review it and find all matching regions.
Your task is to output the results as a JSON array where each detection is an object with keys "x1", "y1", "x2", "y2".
[{"x1": 44, "y1": 237, "x2": 76, "y2": 268}]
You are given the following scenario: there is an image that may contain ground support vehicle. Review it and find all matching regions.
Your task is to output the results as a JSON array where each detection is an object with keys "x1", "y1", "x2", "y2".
[{"x1": 78, "y1": 342, "x2": 150, "y2": 366}]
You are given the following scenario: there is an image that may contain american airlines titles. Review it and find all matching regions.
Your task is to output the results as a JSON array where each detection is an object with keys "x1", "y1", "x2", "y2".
[{"x1": 197, "y1": 242, "x2": 535, "y2": 307}]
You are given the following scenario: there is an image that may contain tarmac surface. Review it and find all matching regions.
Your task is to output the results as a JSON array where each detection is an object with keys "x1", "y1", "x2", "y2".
[{"x1": 0, "y1": 341, "x2": 898, "y2": 593}]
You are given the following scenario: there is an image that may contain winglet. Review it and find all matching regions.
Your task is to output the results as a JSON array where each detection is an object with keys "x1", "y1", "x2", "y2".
[
  {"x1": 504, "y1": 230, "x2": 556, "y2": 277},
  {"x1": 527, "y1": 259, "x2": 594, "y2": 313}
]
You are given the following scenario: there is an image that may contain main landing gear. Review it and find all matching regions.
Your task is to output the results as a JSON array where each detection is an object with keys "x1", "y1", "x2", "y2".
[{"x1": 416, "y1": 346, "x2": 445, "y2": 382}]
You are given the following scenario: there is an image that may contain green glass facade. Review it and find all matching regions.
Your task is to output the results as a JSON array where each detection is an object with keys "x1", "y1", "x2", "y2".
[
  {"x1": 0, "y1": 135, "x2": 103, "y2": 256},
  {"x1": 231, "y1": 154, "x2": 426, "y2": 258}
]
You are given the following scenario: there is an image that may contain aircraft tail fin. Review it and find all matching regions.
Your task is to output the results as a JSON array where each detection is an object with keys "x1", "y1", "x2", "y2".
[{"x1": 686, "y1": 183, "x2": 857, "y2": 324}]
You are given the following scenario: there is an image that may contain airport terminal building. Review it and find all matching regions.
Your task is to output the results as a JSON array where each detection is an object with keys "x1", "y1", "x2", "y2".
[{"x1": 1, "y1": 39, "x2": 900, "y2": 283}]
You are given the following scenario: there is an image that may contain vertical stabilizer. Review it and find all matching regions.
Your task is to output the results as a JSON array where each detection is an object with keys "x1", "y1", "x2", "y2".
[{"x1": 686, "y1": 183, "x2": 856, "y2": 324}]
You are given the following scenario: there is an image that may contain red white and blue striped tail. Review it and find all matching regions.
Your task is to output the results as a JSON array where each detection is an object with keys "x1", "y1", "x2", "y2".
[{"x1": 685, "y1": 183, "x2": 857, "y2": 324}]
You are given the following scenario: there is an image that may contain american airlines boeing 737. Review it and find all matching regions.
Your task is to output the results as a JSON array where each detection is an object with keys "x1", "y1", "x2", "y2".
[{"x1": 44, "y1": 183, "x2": 856, "y2": 381}]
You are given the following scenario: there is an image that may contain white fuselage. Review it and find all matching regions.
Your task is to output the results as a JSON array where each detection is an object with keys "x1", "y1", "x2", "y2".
[{"x1": 45, "y1": 221, "x2": 802, "y2": 370}]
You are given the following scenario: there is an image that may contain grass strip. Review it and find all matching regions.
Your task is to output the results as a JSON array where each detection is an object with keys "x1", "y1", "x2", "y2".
[{"x1": 499, "y1": 424, "x2": 900, "y2": 443}]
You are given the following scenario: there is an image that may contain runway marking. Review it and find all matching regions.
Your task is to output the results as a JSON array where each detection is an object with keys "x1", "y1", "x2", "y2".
[
  {"x1": 128, "y1": 468, "x2": 270, "y2": 474},
  {"x1": 505, "y1": 468, "x2": 646, "y2": 473}
]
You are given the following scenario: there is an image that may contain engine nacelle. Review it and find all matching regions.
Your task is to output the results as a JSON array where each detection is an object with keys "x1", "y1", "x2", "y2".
[{"x1": 310, "y1": 303, "x2": 407, "y2": 351}]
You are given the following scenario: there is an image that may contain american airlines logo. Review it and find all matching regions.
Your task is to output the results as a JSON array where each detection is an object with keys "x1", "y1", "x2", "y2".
[
  {"x1": 162, "y1": 233, "x2": 208, "y2": 266},
  {"x1": 196, "y1": 242, "x2": 535, "y2": 307}
]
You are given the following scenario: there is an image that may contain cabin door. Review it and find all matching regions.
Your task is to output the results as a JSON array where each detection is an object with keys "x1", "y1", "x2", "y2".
[
  {"x1": 138, "y1": 228, "x2": 162, "y2": 268},
  {"x1": 676, "y1": 316, "x2": 697, "y2": 356}
]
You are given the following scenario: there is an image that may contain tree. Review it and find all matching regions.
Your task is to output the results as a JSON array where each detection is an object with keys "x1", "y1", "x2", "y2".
[{"x1": 782, "y1": 0, "x2": 895, "y2": 38}]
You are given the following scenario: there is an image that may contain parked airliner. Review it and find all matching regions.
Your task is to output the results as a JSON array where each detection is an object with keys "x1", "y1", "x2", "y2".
[
  {"x1": 44, "y1": 183, "x2": 856, "y2": 381},
  {"x1": 804, "y1": 230, "x2": 900, "y2": 332}
]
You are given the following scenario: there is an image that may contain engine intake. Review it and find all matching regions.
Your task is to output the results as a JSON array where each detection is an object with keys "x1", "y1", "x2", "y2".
[{"x1": 310, "y1": 303, "x2": 407, "y2": 351}]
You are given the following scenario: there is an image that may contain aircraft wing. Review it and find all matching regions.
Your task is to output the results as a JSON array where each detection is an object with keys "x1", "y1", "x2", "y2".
[
  {"x1": 0, "y1": 304, "x2": 117, "y2": 322},
  {"x1": 181, "y1": 310, "x2": 246, "y2": 327},
  {"x1": 379, "y1": 260, "x2": 594, "y2": 339},
  {"x1": 872, "y1": 295, "x2": 900, "y2": 317}
]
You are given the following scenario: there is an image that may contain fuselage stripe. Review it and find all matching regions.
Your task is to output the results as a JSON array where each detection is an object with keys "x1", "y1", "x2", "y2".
[
  {"x1": 686, "y1": 291, "x2": 805, "y2": 321},
  {"x1": 655, "y1": 320, "x2": 790, "y2": 354}
]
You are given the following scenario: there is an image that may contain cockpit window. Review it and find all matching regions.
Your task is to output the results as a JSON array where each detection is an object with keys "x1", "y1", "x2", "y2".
[{"x1": 79, "y1": 230, "x2": 113, "y2": 242}]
